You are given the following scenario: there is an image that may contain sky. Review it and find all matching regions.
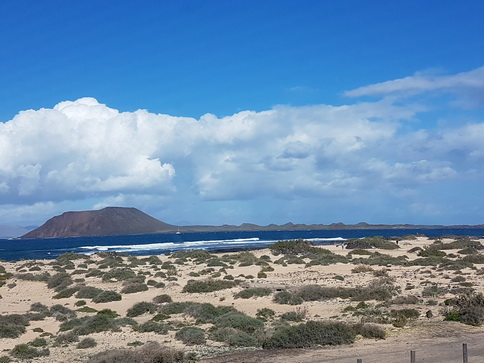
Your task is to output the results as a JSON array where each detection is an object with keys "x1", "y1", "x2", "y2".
[{"x1": 1, "y1": 0, "x2": 484, "y2": 227}]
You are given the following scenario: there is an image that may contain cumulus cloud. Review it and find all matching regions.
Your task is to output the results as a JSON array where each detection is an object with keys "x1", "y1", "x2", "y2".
[{"x1": 2, "y1": 67, "x2": 484, "y2": 225}]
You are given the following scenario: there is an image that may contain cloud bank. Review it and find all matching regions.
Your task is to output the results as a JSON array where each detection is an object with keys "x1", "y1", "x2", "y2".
[{"x1": 2, "y1": 67, "x2": 484, "y2": 225}]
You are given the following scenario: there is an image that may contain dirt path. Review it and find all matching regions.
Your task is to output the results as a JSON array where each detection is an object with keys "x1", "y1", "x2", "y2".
[{"x1": 202, "y1": 322, "x2": 484, "y2": 363}]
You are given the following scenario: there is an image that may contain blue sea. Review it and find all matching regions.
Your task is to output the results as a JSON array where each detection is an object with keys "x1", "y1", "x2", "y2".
[{"x1": 1, "y1": 228, "x2": 484, "y2": 261}]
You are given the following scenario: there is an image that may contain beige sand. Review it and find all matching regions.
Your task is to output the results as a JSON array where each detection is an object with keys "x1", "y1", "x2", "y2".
[{"x1": 0, "y1": 236, "x2": 483, "y2": 362}]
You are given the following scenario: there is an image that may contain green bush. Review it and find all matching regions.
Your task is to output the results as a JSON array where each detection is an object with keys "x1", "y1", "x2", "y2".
[
  {"x1": 30, "y1": 302, "x2": 49, "y2": 313},
  {"x1": 256, "y1": 308, "x2": 276, "y2": 321},
  {"x1": 153, "y1": 294, "x2": 172, "y2": 304},
  {"x1": 161, "y1": 302, "x2": 193, "y2": 315},
  {"x1": 346, "y1": 237, "x2": 399, "y2": 250},
  {"x1": 53, "y1": 286, "x2": 80, "y2": 299},
  {"x1": 54, "y1": 331, "x2": 79, "y2": 345},
  {"x1": 0, "y1": 324, "x2": 26, "y2": 339},
  {"x1": 77, "y1": 337, "x2": 97, "y2": 349},
  {"x1": 182, "y1": 303, "x2": 236, "y2": 324},
  {"x1": 10, "y1": 344, "x2": 49, "y2": 359},
  {"x1": 120, "y1": 283, "x2": 149, "y2": 294},
  {"x1": 30, "y1": 337, "x2": 48, "y2": 347},
  {"x1": 214, "y1": 312, "x2": 264, "y2": 334},
  {"x1": 97, "y1": 309, "x2": 119, "y2": 318},
  {"x1": 269, "y1": 239, "x2": 313, "y2": 255},
  {"x1": 352, "y1": 323, "x2": 386, "y2": 339},
  {"x1": 136, "y1": 321, "x2": 168, "y2": 334},
  {"x1": 175, "y1": 327, "x2": 206, "y2": 345},
  {"x1": 87, "y1": 342, "x2": 184, "y2": 363},
  {"x1": 127, "y1": 302, "x2": 157, "y2": 317},
  {"x1": 0, "y1": 314, "x2": 30, "y2": 338},
  {"x1": 14, "y1": 272, "x2": 50, "y2": 282},
  {"x1": 102, "y1": 268, "x2": 136, "y2": 282},
  {"x1": 60, "y1": 315, "x2": 118, "y2": 335},
  {"x1": 273, "y1": 291, "x2": 303, "y2": 305},
  {"x1": 182, "y1": 279, "x2": 236, "y2": 293},
  {"x1": 234, "y1": 287, "x2": 272, "y2": 299},
  {"x1": 47, "y1": 273, "x2": 73, "y2": 289},
  {"x1": 263, "y1": 321, "x2": 356, "y2": 349},
  {"x1": 280, "y1": 308, "x2": 306, "y2": 322},
  {"x1": 444, "y1": 292, "x2": 484, "y2": 326},
  {"x1": 209, "y1": 327, "x2": 260, "y2": 347},
  {"x1": 92, "y1": 290, "x2": 122, "y2": 303},
  {"x1": 50, "y1": 304, "x2": 77, "y2": 320},
  {"x1": 76, "y1": 286, "x2": 103, "y2": 299}
]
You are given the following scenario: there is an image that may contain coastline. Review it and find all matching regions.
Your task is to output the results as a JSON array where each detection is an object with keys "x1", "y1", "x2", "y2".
[{"x1": 1, "y1": 236, "x2": 484, "y2": 362}]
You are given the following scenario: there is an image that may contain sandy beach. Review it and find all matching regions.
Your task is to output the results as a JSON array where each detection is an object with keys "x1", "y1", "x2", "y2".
[{"x1": 1, "y1": 235, "x2": 484, "y2": 362}]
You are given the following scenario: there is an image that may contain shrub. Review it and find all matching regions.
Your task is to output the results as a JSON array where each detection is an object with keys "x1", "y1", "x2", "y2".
[
  {"x1": 127, "y1": 302, "x2": 157, "y2": 317},
  {"x1": 256, "y1": 308, "x2": 276, "y2": 321},
  {"x1": 161, "y1": 302, "x2": 193, "y2": 315},
  {"x1": 47, "y1": 273, "x2": 73, "y2": 290},
  {"x1": 30, "y1": 302, "x2": 49, "y2": 313},
  {"x1": 269, "y1": 239, "x2": 314, "y2": 255},
  {"x1": 273, "y1": 291, "x2": 303, "y2": 305},
  {"x1": 346, "y1": 237, "x2": 399, "y2": 250},
  {"x1": 50, "y1": 304, "x2": 76, "y2": 320},
  {"x1": 102, "y1": 268, "x2": 136, "y2": 282},
  {"x1": 10, "y1": 344, "x2": 49, "y2": 359},
  {"x1": 97, "y1": 309, "x2": 119, "y2": 318},
  {"x1": 214, "y1": 312, "x2": 264, "y2": 334},
  {"x1": 54, "y1": 332, "x2": 79, "y2": 346},
  {"x1": 183, "y1": 302, "x2": 236, "y2": 324},
  {"x1": 85, "y1": 269, "x2": 103, "y2": 277},
  {"x1": 153, "y1": 294, "x2": 172, "y2": 304},
  {"x1": 418, "y1": 247, "x2": 447, "y2": 258},
  {"x1": 390, "y1": 295, "x2": 420, "y2": 305},
  {"x1": 92, "y1": 290, "x2": 122, "y2": 303},
  {"x1": 53, "y1": 286, "x2": 80, "y2": 299},
  {"x1": 391, "y1": 309, "x2": 420, "y2": 320},
  {"x1": 281, "y1": 308, "x2": 307, "y2": 322},
  {"x1": 136, "y1": 321, "x2": 168, "y2": 334},
  {"x1": 15, "y1": 272, "x2": 50, "y2": 282},
  {"x1": 210, "y1": 327, "x2": 260, "y2": 347},
  {"x1": 120, "y1": 283, "x2": 149, "y2": 294},
  {"x1": 77, "y1": 306, "x2": 98, "y2": 313},
  {"x1": 175, "y1": 327, "x2": 206, "y2": 345},
  {"x1": 62, "y1": 315, "x2": 118, "y2": 335},
  {"x1": 352, "y1": 323, "x2": 386, "y2": 339},
  {"x1": 0, "y1": 323, "x2": 26, "y2": 339},
  {"x1": 77, "y1": 337, "x2": 97, "y2": 349},
  {"x1": 30, "y1": 337, "x2": 48, "y2": 347},
  {"x1": 234, "y1": 287, "x2": 272, "y2": 299},
  {"x1": 444, "y1": 292, "x2": 484, "y2": 326},
  {"x1": 87, "y1": 342, "x2": 184, "y2": 363},
  {"x1": 263, "y1": 321, "x2": 356, "y2": 349},
  {"x1": 182, "y1": 279, "x2": 236, "y2": 293},
  {"x1": 76, "y1": 286, "x2": 103, "y2": 299}
]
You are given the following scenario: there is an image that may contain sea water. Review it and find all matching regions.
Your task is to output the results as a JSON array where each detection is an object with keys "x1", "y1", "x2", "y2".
[{"x1": 1, "y1": 228, "x2": 483, "y2": 261}]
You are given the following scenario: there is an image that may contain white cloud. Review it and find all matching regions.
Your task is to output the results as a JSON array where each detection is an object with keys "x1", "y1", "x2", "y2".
[
  {"x1": 2, "y1": 67, "x2": 484, "y2": 225},
  {"x1": 345, "y1": 67, "x2": 484, "y2": 108}
]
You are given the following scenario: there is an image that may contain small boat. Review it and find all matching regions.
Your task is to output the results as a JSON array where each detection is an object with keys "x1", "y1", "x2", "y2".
[{"x1": 176, "y1": 228, "x2": 181, "y2": 235}]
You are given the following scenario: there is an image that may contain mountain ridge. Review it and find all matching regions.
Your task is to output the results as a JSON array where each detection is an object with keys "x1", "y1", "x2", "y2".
[{"x1": 19, "y1": 206, "x2": 484, "y2": 239}]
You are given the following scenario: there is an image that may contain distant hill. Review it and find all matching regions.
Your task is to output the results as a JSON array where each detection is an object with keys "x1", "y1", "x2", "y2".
[
  {"x1": 20, "y1": 206, "x2": 484, "y2": 239},
  {"x1": 21, "y1": 207, "x2": 177, "y2": 239}
]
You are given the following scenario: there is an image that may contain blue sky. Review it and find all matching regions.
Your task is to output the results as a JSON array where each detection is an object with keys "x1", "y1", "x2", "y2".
[{"x1": 1, "y1": 0, "x2": 484, "y2": 227}]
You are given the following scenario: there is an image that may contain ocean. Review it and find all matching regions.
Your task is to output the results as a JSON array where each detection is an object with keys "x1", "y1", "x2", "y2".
[{"x1": 1, "y1": 228, "x2": 484, "y2": 261}]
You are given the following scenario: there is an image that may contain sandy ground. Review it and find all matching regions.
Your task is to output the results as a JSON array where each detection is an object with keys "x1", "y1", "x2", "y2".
[{"x1": 1, "y1": 236, "x2": 484, "y2": 362}]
